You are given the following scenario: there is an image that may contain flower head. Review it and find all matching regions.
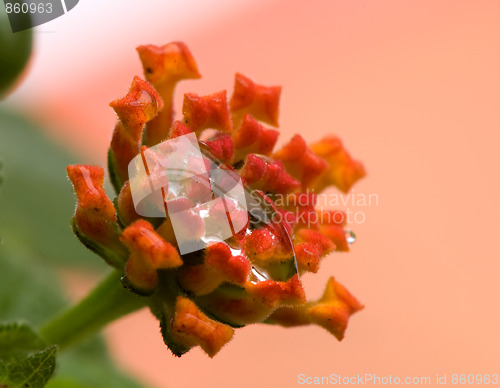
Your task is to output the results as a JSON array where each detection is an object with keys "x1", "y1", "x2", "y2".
[{"x1": 67, "y1": 42, "x2": 365, "y2": 357}]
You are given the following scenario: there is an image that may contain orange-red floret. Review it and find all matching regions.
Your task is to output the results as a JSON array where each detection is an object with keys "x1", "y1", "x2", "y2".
[
  {"x1": 243, "y1": 227, "x2": 292, "y2": 263},
  {"x1": 273, "y1": 135, "x2": 329, "y2": 190},
  {"x1": 307, "y1": 277, "x2": 364, "y2": 340},
  {"x1": 281, "y1": 192, "x2": 319, "y2": 230},
  {"x1": 109, "y1": 76, "x2": 163, "y2": 126},
  {"x1": 239, "y1": 154, "x2": 300, "y2": 194},
  {"x1": 183, "y1": 91, "x2": 233, "y2": 134},
  {"x1": 247, "y1": 274, "x2": 306, "y2": 307},
  {"x1": 318, "y1": 210, "x2": 350, "y2": 252},
  {"x1": 121, "y1": 219, "x2": 182, "y2": 293},
  {"x1": 109, "y1": 76, "x2": 163, "y2": 184},
  {"x1": 178, "y1": 242, "x2": 251, "y2": 295},
  {"x1": 232, "y1": 114, "x2": 279, "y2": 162},
  {"x1": 310, "y1": 136, "x2": 366, "y2": 193},
  {"x1": 268, "y1": 277, "x2": 363, "y2": 341},
  {"x1": 137, "y1": 42, "x2": 201, "y2": 146},
  {"x1": 205, "y1": 242, "x2": 251, "y2": 284},
  {"x1": 203, "y1": 133, "x2": 235, "y2": 165},
  {"x1": 170, "y1": 296, "x2": 234, "y2": 358},
  {"x1": 117, "y1": 181, "x2": 141, "y2": 226},
  {"x1": 67, "y1": 165, "x2": 118, "y2": 246},
  {"x1": 137, "y1": 42, "x2": 200, "y2": 85},
  {"x1": 293, "y1": 229, "x2": 336, "y2": 273},
  {"x1": 230, "y1": 73, "x2": 281, "y2": 127},
  {"x1": 168, "y1": 120, "x2": 193, "y2": 139}
]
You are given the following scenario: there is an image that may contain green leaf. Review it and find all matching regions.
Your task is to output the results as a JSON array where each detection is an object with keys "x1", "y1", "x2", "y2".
[
  {"x1": 0, "y1": 322, "x2": 57, "y2": 388},
  {"x1": 0, "y1": 244, "x2": 67, "y2": 326},
  {"x1": 0, "y1": 5, "x2": 33, "y2": 98},
  {"x1": 7, "y1": 346, "x2": 58, "y2": 388},
  {"x1": 0, "y1": 322, "x2": 48, "y2": 358},
  {"x1": 0, "y1": 106, "x2": 108, "y2": 271}
]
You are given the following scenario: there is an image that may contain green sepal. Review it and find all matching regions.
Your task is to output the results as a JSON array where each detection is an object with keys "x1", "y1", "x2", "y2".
[
  {"x1": 261, "y1": 258, "x2": 298, "y2": 282},
  {"x1": 120, "y1": 275, "x2": 156, "y2": 297},
  {"x1": 70, "y1": 217, "x2": 127, "y2": 270},
  {"x1": 194, "y1": 283, "x2": 248, "y2": 328},
  {"x1": 112, "y1": 198, "x2": 125, "y2": 228},
  {"x1": 151, "y1": 272, "x2": 192, "y2": 357},
  {"x1": 107, "y1": 148, "x2": 123, "y2": 195},
  {"x1": 159, "y1": 316, "x2": 191, "y2": 358}
]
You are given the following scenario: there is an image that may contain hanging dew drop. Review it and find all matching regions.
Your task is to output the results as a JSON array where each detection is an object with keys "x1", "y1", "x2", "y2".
[{"x1": 345, "y1": 229, "x2": 356, "y2": 245}]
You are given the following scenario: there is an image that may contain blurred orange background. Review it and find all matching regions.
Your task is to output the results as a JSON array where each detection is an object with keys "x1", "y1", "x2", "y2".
[{"x1": 6, "y1": 0, "x2": 500, "y2": 387}]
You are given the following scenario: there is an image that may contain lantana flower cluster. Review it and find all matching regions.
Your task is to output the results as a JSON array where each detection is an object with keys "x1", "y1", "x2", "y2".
[{"x1": 67, "y1": 42, "x2": 366, "y2": 357}]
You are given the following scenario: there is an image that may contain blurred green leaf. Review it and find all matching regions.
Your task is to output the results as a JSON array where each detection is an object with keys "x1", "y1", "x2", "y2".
[
  {"x1": 0, "y1": 243, "x2": 67, "y2": 324},
  {"x1": 0, "y1": 4, "x2": 32, "y2": 98},
  {"x1": 0, "y1": 322, "x2": 57, "y2": 388},
  {"x1": 0, "y1": 107, "x2": 107, "y2": 271},
  {"x1": 0, "y1": 157, "x2": 3, "y2": 188}
]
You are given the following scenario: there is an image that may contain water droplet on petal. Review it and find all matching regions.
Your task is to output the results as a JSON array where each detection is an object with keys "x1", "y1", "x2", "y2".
[{"x1": 250, "y1": 266, "x2": 270, "y2": 283}]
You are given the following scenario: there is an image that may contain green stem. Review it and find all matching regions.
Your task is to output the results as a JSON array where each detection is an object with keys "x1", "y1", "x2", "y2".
[{"x1": 39, "y1": 270, "x2": 147, "y2": 350}]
